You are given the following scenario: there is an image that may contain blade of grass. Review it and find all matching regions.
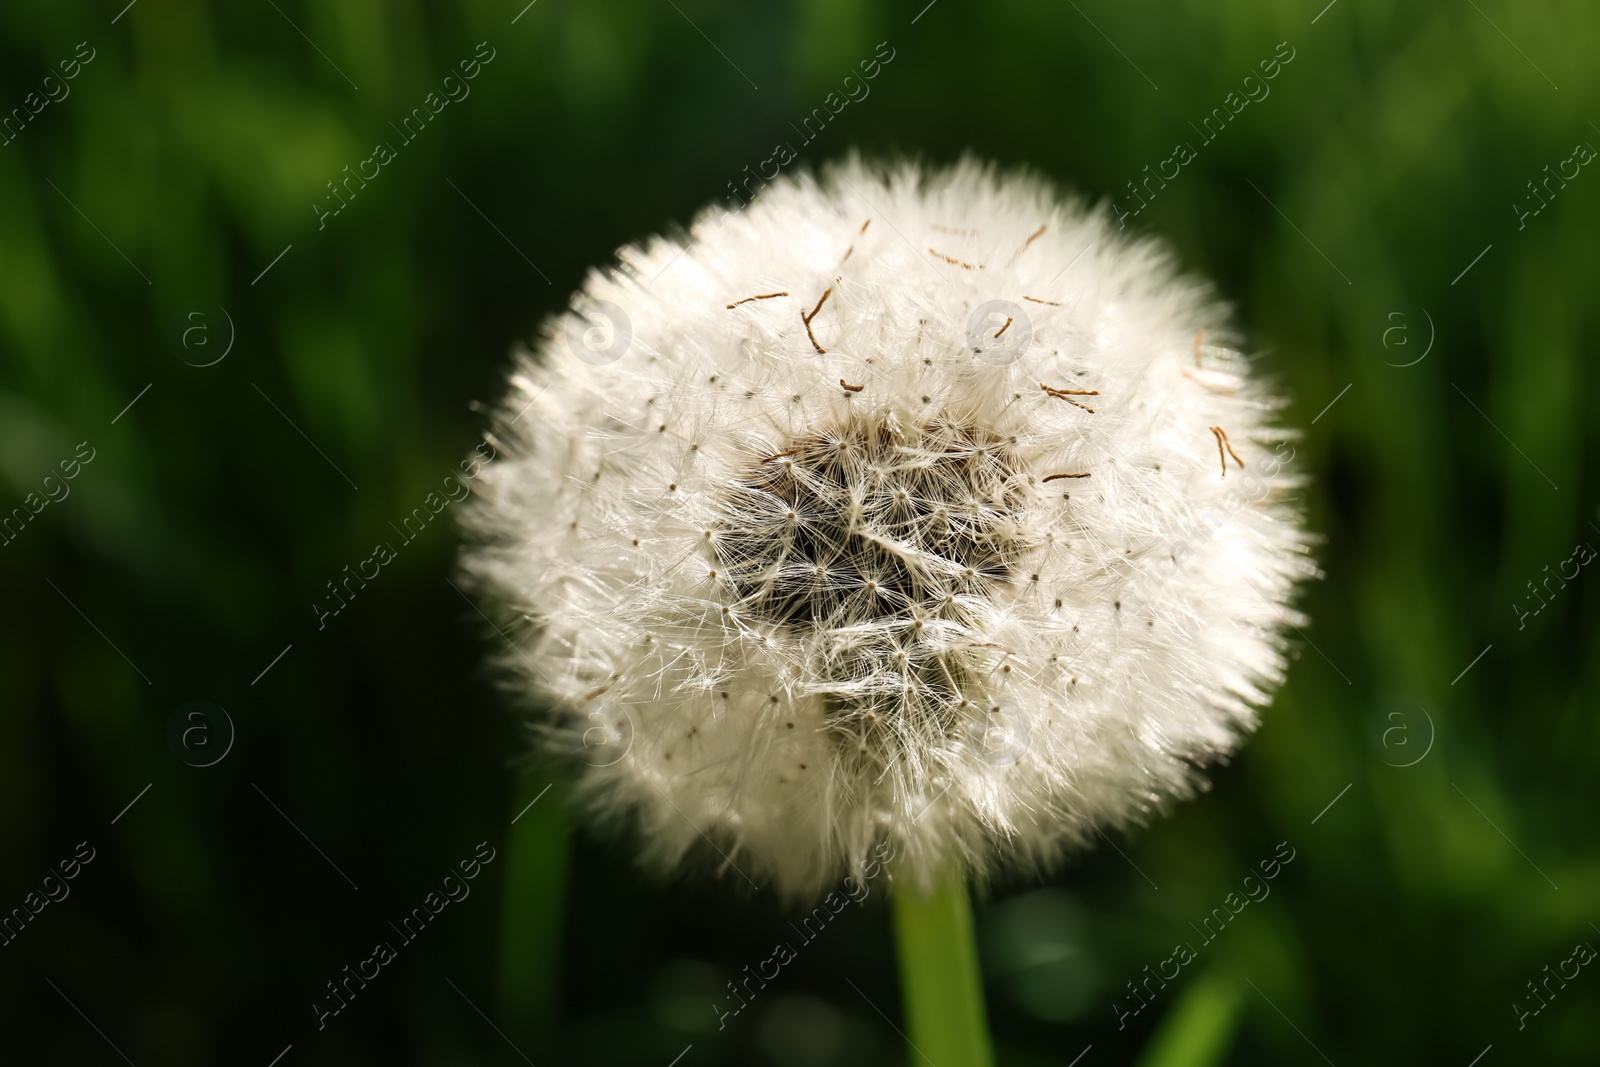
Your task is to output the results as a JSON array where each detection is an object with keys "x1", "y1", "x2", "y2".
[
  {"x1": 1133, "y1": 968, "x2": 1243, "y2": 1067},
  {"x1": 496, "y1": 773, "x2": 570, "y2": 1055}
]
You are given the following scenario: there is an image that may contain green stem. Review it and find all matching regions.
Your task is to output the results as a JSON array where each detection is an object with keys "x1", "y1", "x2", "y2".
[
  {"x1": 890, "y1": 871, "x2": 994, "y2": 1067},
  {"x1": 496, "y1": 774, "x2": 570, "y2": 1056}
]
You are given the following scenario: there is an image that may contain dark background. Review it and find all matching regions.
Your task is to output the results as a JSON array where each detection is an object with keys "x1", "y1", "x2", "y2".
[{"x1": 1, "y1": 1, "x2": 1597, "y2": 1064}]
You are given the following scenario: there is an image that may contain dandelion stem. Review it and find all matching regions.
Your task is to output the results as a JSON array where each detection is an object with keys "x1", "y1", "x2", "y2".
[{"x1": 891, "y1": 870, "x2": 994, "y2": 1067}]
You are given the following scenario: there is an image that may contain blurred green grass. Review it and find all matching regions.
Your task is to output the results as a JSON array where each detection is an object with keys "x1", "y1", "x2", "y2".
[{"x1": 1, "y1": 1, "x2": 1597, "y2": 1064}]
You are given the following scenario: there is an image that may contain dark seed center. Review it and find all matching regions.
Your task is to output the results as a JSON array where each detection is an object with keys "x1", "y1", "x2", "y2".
[{"x1": 715, "y1": 420, "x2": 1027, "y2": 632}]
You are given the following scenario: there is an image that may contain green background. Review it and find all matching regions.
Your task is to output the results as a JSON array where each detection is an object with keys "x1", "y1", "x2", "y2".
[{"x1": 2, "y1": 1, "x2": 1596, "y2": 1063}]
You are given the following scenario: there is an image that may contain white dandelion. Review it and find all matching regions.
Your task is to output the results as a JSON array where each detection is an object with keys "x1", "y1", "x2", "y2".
[{"x1": 461, "y1": 156, "x2": 1314, "y2": 904}]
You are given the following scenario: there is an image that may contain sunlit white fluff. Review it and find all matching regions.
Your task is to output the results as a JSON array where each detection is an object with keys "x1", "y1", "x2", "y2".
[{"x1": 461, "y1": 157, "x2": 1314, "y2": 901}]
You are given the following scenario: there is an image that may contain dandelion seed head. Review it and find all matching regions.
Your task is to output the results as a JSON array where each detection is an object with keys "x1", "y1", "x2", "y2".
[{"x1": 462, "y1": 157, "x2": 1314, "y2": 900}]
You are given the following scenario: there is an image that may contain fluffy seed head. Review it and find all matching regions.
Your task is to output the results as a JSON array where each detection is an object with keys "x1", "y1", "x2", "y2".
[{"x1": 462, "y1": 157, "x2": 1314, "y2": 900}]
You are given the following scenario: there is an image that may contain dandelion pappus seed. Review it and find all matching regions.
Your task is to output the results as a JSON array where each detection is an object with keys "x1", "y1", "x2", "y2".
[
  {"x1": 928, "y1": 247, "x2": 984, "y2": 269},
  {"x1": 801, "y1": 287, "x2": 832, "y2": 355},
  {"x1": 727, "y1": 291, "x2": 789, "y2": 308},
  {"x1": 461, "y1": 157, "x2": 1313, "y2": 899},
  {"x1": 1208, "y1": 425, "x2": 1244, "y2": 477},
  {"x1": 1040, "y1": 381, "x2": 1101, "y2": 413},
  {"x1": 1014, "y1": 223, "x2": 1047, "y2": 259}
]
